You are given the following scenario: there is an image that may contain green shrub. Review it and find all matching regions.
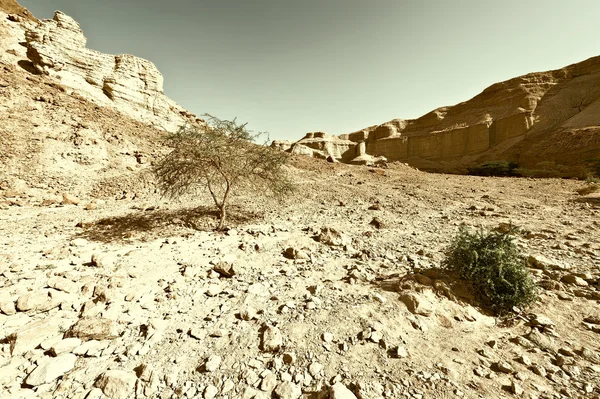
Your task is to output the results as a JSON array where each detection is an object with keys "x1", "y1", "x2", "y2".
[
  {"x1": 443, "y1": 226, "x2": 537, "y2": 315},
  {"x1": 467, "y1": 161, "x2": 520, "y2": 177}
]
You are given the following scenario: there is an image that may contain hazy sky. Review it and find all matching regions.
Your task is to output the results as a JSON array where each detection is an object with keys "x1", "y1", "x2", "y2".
[{"x1": 19, "y1": 0, "x2": 600, "y2": 141}]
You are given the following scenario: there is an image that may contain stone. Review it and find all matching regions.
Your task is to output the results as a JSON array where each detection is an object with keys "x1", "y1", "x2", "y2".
[
  {"x1": 316, "y1": 227, "x2": 351, "y2": 247},
  {"x1": 511, "y1": 380, "x2": 524, "y2": 395},
  {"x1": 47, "y1": 277, "x2": 79, "y2": 294},
  {"x1": 222, "y1": 379, "x2": 235, "y2": 393},
  {"x1": 369, "y1": 217, "x2": 385, "y2": 229},
  {"x1": 25, "y1": 354, "x2": 77, "y2": 386},
  {"x1": 213, "y1": 262, "x2": 236, "y2": 278},
  {"x1": 95, "y1": 370, "x2": 137, "y2": 399},
  {"x1": 90, "y1": 253, "x2": 109, "y2": 268},
  {"x1": 283, "y1": 247, "x2": 310, "y2": 260},
  {"x1": 414, "y1": 274, "x2": 433, "y2": 286},
  {"x1": 400, "y1": 292, "x2": 433, "y2": 316},
  {"x1": 330, "y1": 382, "x2": 358, "y2": 399},
  {"x1": 66, "y1": 318, "x2": 119, "y2": 341},
  {"x1": 308, "y1": 362, "x2": 323, "y2": 377},
  {"x1": 206, "y1": 283, "x2": 223, "y2": 297},
  {"x1": 518, "y1": 355, "x2": 532, "y2": 366},
  {"x1": 561, "y1": 274, "x2": 588, "y2": 286},
  {"x1": 16, "y1": 290, "x2": 51, "y2": 312},
  {"x1": 322, "y1": 332, "x2": 334, "y2": 343},
  {"x1": 496, "y1": 361, "x2": 514, "y2": 373},
  {"x1": 204, "y1": 355, "x2": 221, "y2": 372},
  {"x1": 24, "y1": 11, "x2": 196, "y2": 131},
  {"x1": 0, "y1": 297, "x2": 16, "y2": 315},
  {"x1": 260, "y1": 373, "x2": 278, "y2": 391},
  {"x1": 525, "y1": 329, "x2": 558, "y2": 353},
  {"x1": 204, "y1": 385, "x2": 219, "y2": 399},
  {"x1": 61, "y1": 193, "x2": 80, "y2": 205},
  {"x1": 395, "y1": 346, "x2": 409, "y2": 358},
  {"x1": 51, "y1": 338, "x2": 82, "y2": 356},
  {"x1": 262, "y1": 326, "x2": 283, "y2": 352},
  {"x1": 274, "y1": 381, "x2": 301, "y2": 399},
  {"x1": 283, "y1": 352, "x2": 296, "y2": 364},
  {"x1": 189, "y1": 327, "x2": 206, "y2": 340},
  {"x1": 241, "y1": 306, "x2": 258, "y2": 321},
  {"x1": 8, "y1": 319, "x2": 61, "y2": 355}
]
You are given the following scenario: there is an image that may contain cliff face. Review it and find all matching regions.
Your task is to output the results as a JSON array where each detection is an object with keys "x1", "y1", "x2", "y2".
[
  {"x1": 0, "y1": 3, "x2": 201, "y2": 197},
  {"x1": 1, "y1": 5, "x2": 197, "y2": 132},
  {"x1": 290, "y1": 56, "x2": 600, "y2": 174}
]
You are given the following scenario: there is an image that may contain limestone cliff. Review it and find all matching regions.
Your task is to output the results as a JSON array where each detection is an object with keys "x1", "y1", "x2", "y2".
[
  {"x1": 1, "y1": 3, "x2": 197, "y2": 131},
  {"x1": 289, "y1": 56, "x2": 600, "y2": 175}
]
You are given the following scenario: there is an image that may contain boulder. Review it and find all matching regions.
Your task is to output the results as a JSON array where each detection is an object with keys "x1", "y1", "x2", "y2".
[
  {"x1": 262, "y1": 326, "x2": 283, "y2": 352},
  {"x1": 66, "y1": 318, "x2": 119, "y2": 341},
  {"x1": 95, "y1": 370, "x2": 137, "y2": 399},
  {"x1": 25, "y1": 354, "x2": 77, "y2": 386},
  {"x1": 8, "y1": 319, "x2": 61, "y2": 355},
  {"x1": 330, "y1": 382, "x2": 358, "y2": 399},
  {"x1": 25, "y1": 11, "x2": 195, "y2": 132},
  {"x1": 400, "y1": 292, "x2": 434, "y2": 316}
]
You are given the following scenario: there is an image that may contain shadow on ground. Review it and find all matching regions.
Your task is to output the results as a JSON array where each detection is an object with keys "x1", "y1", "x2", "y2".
[
  {"x1": 73, "y1": 205, "x2": 261, "y2": 243},
  {"x1": 373, "y1": 266, "x2": 494, "y2": 315}
]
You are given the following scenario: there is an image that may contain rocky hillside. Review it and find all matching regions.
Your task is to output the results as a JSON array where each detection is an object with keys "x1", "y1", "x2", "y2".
[
  {"x1": 287, "y1": 57, "x2": 600, "y2": 175},
  {"x1": 0, "y1": 1, "x2": 200, "y2": 200},
  {"x1": 1, "y1": 1, "x2": 198, "y2": 132}
]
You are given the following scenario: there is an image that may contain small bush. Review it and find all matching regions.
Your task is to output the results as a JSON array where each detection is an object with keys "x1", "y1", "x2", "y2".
[
  {"x1": 443, "y1": 226, "x2": 537, "y2": 315},
  {"x1": 467, "y1": 161, "x2": 520, "y2": 177}
]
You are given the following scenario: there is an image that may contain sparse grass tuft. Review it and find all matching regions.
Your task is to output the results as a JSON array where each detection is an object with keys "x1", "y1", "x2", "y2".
[{"x1": 443, "y1": 226, "x2": 537, "y2": 315}]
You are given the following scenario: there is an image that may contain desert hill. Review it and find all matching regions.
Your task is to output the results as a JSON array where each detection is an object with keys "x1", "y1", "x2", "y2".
[
  {"x1": 286, "y1": 56, "x2": 600, "y2": 176},
  {"x1": 0, "y1": 2, "x2": 197, "y2": 201},
  {"x1": 1, "y1": 2, "x2": 600, "y2": 399}
]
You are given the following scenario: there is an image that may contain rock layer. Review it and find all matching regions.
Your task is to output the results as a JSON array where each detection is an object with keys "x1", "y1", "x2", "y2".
[
  {"x1": 288, "y1": 56, "x2": 600, "y2": 174},
  {"x1": 23, "y1": 11, "x2": 197, "y2": 131}
]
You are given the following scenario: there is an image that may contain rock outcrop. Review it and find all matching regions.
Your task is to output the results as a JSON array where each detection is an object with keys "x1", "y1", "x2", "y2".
[
  {"x1": 0, "y1": 0, "x2": 37, "y2": 22},
  {"x1": 287, "y1": 56, "x2": 600, "y2": 174},
  {"x1": 20, "y1": 10, "x2": 197, "y2": 131}
]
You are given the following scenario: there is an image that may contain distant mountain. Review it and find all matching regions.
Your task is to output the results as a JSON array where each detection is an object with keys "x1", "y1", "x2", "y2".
[{"x1": 287, "y1": 56, "x2": 600, "y2": 176}]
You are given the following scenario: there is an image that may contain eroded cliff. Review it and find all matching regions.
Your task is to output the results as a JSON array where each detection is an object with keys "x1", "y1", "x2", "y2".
[
  {"x1": 1, "y1": 5, "x2": 198, "y2": 132},
  {"x1": 289, "y1": 56, "x2": 600, "y2": 175}
]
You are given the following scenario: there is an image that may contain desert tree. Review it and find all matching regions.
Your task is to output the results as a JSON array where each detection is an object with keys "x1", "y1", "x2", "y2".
[{"x1": 153, "y1": 114, "x2": 293, "y2": 230}]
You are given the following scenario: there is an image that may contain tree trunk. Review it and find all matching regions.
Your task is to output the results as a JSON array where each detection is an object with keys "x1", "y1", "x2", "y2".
[
  {"x1": 217, "y1": 206, "x2": 226, "y2": 231},
  {"x1": 216, "y1": 182, "x2": 231, "y2": 231}
]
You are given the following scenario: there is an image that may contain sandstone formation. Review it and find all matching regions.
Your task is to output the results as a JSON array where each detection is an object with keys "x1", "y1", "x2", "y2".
[
  {"x1": 287, "y1": 57, "x2": 600, "y2": 174},
  {"x1": 1, "y1": 4, "x2": 198, "y2": 132},
  {"x1": 0, "y1": 0, "x2": 36, "y2": 22}
]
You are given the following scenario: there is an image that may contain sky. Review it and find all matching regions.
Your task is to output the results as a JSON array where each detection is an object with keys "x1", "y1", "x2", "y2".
[{"x1": 19, "y1": 0, "x2": 600, "y2": 141}]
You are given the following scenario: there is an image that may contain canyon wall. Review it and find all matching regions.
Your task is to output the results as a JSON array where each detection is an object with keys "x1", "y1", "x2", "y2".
[
  {"x1": 289, "y1": 56, "x2": 600, "y2": 173},
  {"x1": 1, "y1": 5, "x2": 198, "y2": 132}
]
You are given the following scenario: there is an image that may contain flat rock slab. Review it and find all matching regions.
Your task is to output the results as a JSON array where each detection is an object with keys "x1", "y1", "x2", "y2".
[
  {"x1": 8, "y1": 319, "x2": 61, "y2": 355},
  {"x1": 66, "y1": 317, "x2": 119, "y2": 341},
  {"x1": 25, "y1": 354, "x2": 77, "y2": 386}
]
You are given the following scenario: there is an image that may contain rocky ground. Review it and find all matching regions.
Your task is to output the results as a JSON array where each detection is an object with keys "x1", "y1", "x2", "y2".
[{"x1": 1, "y1": 158, "x2": 599, "y2": 399}]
